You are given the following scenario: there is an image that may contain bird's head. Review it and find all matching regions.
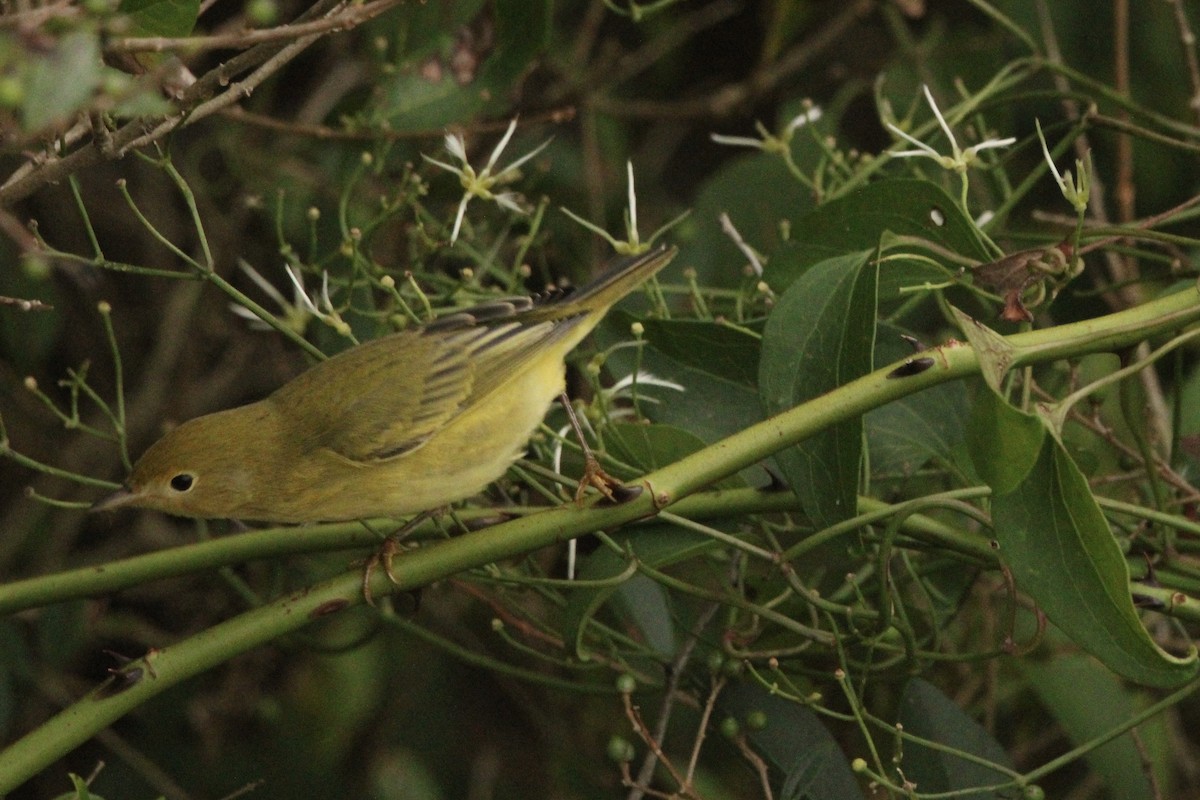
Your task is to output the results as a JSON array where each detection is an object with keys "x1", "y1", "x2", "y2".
[{"x1": 92, "y1": 408, "x2": 263, "y2": 520}]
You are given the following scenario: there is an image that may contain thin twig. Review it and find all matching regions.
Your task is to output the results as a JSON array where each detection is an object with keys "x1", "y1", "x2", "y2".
[
  {"x1": 107, "y1": 0, "x2": 404, "y2": 53},
  {"x1": 626, "y1": 602, "x2": 721, "y2": 800},
  {"x1": 592, "y1": 0, "x2": 871, "y2": 120},
  {"x1": 1164, "y1": 0, "x2": 1200, "y2": 125},
  {"x1": 0, "y1": 0, "x2": 353, "y2": 207}
]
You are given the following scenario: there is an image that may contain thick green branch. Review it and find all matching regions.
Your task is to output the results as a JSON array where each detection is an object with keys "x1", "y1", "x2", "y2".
[{"x1": 1, "y1": 283, "x2": 1198, "y2": 792}]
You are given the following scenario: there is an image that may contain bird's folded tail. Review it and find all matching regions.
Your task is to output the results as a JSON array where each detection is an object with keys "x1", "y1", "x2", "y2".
[{"x1": 519, "y1": 244, "x2": 677, "y2": 323}]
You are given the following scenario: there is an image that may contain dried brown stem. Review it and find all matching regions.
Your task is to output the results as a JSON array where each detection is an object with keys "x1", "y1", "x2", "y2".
[
  {"x1": 106, "y1": 0, "x2": 404, "y2": 54},
  {"x1": 1165, "y1": 0, "x2": 1200, "y2": 125},
  {"x1": 0, "y1": 0, "x2": 360, "y2": 208}
]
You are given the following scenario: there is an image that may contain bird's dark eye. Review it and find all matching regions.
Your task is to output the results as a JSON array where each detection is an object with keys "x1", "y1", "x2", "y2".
[{"x1": 169, "y1": 473, "x2": 195, "y2": 492}]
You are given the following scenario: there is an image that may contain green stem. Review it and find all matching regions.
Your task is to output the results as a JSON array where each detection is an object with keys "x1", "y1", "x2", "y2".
[{"x1": 2, "y1": 283, "x2": 1199, "y2": 792}]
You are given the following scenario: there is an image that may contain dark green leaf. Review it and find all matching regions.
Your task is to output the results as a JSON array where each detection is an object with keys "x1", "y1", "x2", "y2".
[
  {"x1": 118, "y1": 0, "x2": 200, "y2": 38},
  {"x1": 23, "y1": 32, "x2": 103, "y2": 131},
  {"x1": 720, "y1": 682, "x2": 863, "y2": 800},
  {"x1": 898, "y1": 678, "x2": 1013, "y2": 796},
  {"x1": 977, "y1": 395, "x2": 1199, "y2": 687},
  {"x1": 765, "y1": 179, "x2": 993, "y2": 297},
  {"x1": 676, "y1": 151, "x2": 816, "y2": 288},
  {"x1": 562, "y1": 527, "x2": 716, "y2": 661},
  {"x1": 638, "y1": 318, "x2": 760, "y2": 388},
  {"x1": 759, "y1": 250, "x2": 877, "y2": 528},
  {"x1": 595, "y1": 310, "x2": 765, "y2": 447},
  {"x1": 612, "y1": 575, "x2": 675, "y2": 660},
  {"x1": 965, "y1": 389, "x2": 1044, "y2": 494},
  {"x1": 604, "y1": 421, "x2": 743, "y2": 487},
  {"x1": 373, "y1": 0, "x2": 550, "y2": 130},
  {"x1": 951, "y1": 307, "x2": 1017, "y2": 394},
  {"x1": 1019, "y1": 651, "x2": 1165, "y2": 800},
  {"x1": 867, "y1": 324, "x2": 970, "y2": 476}
]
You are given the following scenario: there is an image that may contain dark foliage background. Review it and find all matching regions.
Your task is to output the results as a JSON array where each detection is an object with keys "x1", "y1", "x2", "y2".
[{"x1": 3, "y1": 1, "x2": 1200, "y2": 798}]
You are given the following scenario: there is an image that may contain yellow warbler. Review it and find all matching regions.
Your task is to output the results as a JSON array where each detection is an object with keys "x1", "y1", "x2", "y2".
[{"x1": 94, "y1": 246, "x2": 676, "y2": 522}]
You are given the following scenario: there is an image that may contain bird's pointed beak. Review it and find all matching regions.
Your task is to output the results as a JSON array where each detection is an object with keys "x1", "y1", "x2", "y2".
[{"x1": 90, "y1": 486, "x2": 139, "y2": 513}]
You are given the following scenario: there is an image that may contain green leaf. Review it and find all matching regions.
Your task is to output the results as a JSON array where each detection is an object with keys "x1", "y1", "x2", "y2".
[
  {"x1": 965, "y1": 389, "x2": 1045, "y2": 494},
  {"x1": 977, "y1": 396, "x2": 1199, "y2": 687},
  {"x1": 604, "y1": 421, "x2": 743, "y2": 487},
  {"x1": 638, "y1": 318, "x2": 760, "y2": 388},
  {"x1": 720, "y1": 682, "x2": 863, "y2": 800},
  {"x1": 759, "y1": 250, "x2": 877, "y2": 528},
  {"x1": 595, "y1": 310, "x2": 765, "y2": 447},
  {"x1": 951, "y1": 306, "x2": 1017, "y2": 394},
  {"x1": 866, "y1": 324, "x2": 970, "y2": 476},
  {"x1": 561, "y1": 527, "x2": 716, "y2": 662},
  {"x1": 373, "y1": 0, "x2": 550, "y2": 130},
  {"x1": 118, "y1": 0, "x2": 200, "y2": 38},
  {"x1": 1019, "y1": 652, "x2": 1165, "y2": 800},
  {"x1": 898, "y1": 678, "x2": 1013, "y2": 796},
  {"x1": 22, "y1": 32, "x2": 103, "y2": 131},
  {"x1": 612, "y1": 575, "x2": 676, "y2": 660},
  {"x1": 676, "y1": 151, "x2": 816, "y2": 288},
  {"x1": 765, "y1": 178, "x2": 993, "y2": 297}
]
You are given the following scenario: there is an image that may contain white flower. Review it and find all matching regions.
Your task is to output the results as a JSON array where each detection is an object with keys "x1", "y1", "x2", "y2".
[
  {"x1": 886, "y1": 85, "x2": 1015, "y2": 173},
  {"x1": 710, "y1": 104, "x2": 823, "y2": 153},
  {"x1": 230, "y1": 260, "x2": 352, "y2": 339},
  {"x1": 560, "y1": 161, "x2": 689, "y2": 255},
  {"x1": 422, "y1": 118, "x2": 551, "y2": 243},
  {"x1": 1036, "y1": 119, "x2": 1091, "y2": 213}
]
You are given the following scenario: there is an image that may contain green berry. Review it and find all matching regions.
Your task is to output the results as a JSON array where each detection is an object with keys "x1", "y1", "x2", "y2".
[
  {"x1": 718, "y1": 716, "x2": 739, "y2": 739},
  {"x1": 0, "y1": 75, "x2": 23, "y2": 108},
  {"x1": 245, "y1": 0, "x2": 278, "y2": 26},
  {"x1": 606, "y1": 735, "x2": 634, "y2": 763}
]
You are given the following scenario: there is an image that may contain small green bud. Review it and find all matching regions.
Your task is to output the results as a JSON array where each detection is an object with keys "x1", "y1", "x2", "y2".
[
  {"x1": 0, "y1": 76, "x2": 24, "y2": 108},
  {"x1": 615, "y1": 674, "x2": 637, "y2": 694},
  {"x1": 745, "y1": 710, "x2": 767, "y2": 730},
  {"x1": 718, "y1": 716, "x2": 739, "y2": 739},
  {"x1": 23, "y1": 256, "x2": 51, "y2": 280},
  {"x1": 606, "y1": 735, "x2": 634, "y2": 763},
  {"x1": 245, "y1": 0, "x2": 278, "y2": 25}
]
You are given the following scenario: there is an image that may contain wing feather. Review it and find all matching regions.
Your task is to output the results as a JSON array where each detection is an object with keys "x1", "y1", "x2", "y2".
[{"x1": 269, "y1": 310, "x2": 582, "y2": 465}]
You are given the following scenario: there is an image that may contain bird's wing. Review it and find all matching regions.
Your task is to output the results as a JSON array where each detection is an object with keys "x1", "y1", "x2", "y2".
[{"x1": 271, "y1": 305, "x2": 578, "y2": 465}]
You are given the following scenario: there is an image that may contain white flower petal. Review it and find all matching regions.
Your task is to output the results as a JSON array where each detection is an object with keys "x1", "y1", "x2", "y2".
[
  {"x1": 285, "y1": 266, "x2": 319, "y2": 314},
  {"x1": 885, "y1": 122, "x2": 939, "y2": 157},
  {"x1": 498, "y1": 136, "x2": 552, "y2": 177},
  {"x1": 450, "y1": 194, "x2": 470, "y2": 243},
  {"x1": 626, "y1": 161, "x2": 638, "y2": 236},
  {"x1": 421, "y1": 153, "x2": 465, "y2": 176},
  {"x1": 970, "y1": 136, "x2": 1016, "y2": 153},
  {"x1": 785, "y1": 106, "x2": 822, "y2": 134},
  {"x1": 485, "y1": 118, "x2": 519, "y2": 172},
  {"x1": 445, "y1": 132, "x2": 467, "y2": 163},
  {"x1": 710, "y1": 133, "x2": 766, "y2": 149},
  {"x1": 922, "y1": 84, "x2": 959, "y2": 154}
]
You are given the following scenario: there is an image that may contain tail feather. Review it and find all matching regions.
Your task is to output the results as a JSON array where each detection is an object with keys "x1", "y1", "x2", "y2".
[{"x1": 520, "y1": 244, "x2": 677, "y2": 323}]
